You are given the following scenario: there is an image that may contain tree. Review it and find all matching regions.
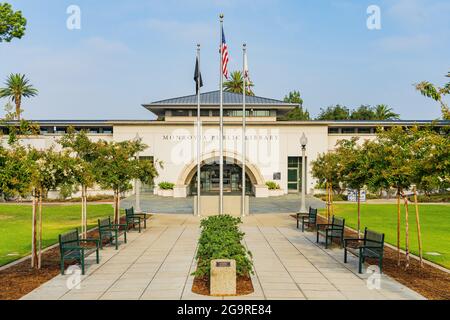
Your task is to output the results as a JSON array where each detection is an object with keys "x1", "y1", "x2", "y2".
[
  {"x1": 350, "y1": 105, "x2": 376, "y2": 120},
  {"x1": 0, "y1": 73, "x2": 38, "y2": 120},
  {"x1": 93, "y1": 139, "x2": 158, "y2": 223},
  {"x1": 311, "y1": 150, "x2": 343, "y2": 220},
  {"x1": 368, "y1": 126, "x2": 415, "y2": 267},
  {"x1": 59, "y1": 128, "x2": 98, "y2": 239},
  {"x1": 335, "y1": 138, "x2": 372, "y2": 235},
  {"x1": 415, "y1": 72, "x2": 450, "y2": 120},
  {"x1": 316, "y1": 105, "x2": 350, "y2": 120},
  {"x1": 282, "y1": 91, "x2": 310, "y2": 120},
  {"x1": 374, "y1": 104, "x2": 400, "y2": 120},
  {"x1": 0, "y1": 3, "x2": 27, "y2": 43},
  {"x1": 223, "y1": 71, "x2": 254, "y2": 96},
  {"x1": 27, "y1": 148, "x2": 76, "y2": 268}
]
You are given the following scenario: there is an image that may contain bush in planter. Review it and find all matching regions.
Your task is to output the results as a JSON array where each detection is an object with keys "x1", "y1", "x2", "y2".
[
  {"x1": 158, "y1": 181, "x2": 174, "y2": 190},
  {"x1": 265, "y1": 181, "x2": 280, "y2": 190},
  {"x1": 194, "y1": 215, "x2": 253, "y2": 277}
]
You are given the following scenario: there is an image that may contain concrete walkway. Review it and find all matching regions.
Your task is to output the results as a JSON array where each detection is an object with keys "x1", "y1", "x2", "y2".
[
  {"x1": 21, "y1": 214, "x2": 424, "y2": 300},
  {"x1": 121, "y1": 194, "x2": 325, "y2": 214}
]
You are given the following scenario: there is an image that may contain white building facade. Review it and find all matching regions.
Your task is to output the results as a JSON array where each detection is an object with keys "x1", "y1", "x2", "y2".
[{"x1": 2, "y1": 91, "x2": 446, "y2": 199}]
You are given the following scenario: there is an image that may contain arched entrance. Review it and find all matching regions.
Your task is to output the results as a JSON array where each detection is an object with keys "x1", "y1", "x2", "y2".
[
  {"x1": 188, "y1": 160, "x2": 253, "y2": 195},
  {"x1": 177, "y1": 151, "x2": 266, "y2": 197}
]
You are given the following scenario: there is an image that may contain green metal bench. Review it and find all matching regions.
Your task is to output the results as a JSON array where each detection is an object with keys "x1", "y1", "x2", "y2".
[
  {"x1": 297, "y1": 207, "x2": 317, "y2": 232},
  {"x1": 344, "y1": 227, "x2": 385, "y2": 274},
  {"x1": 316, "y1": 216, "x2": 345, "y2": 248},
  {"x1": 128, "y1": 206, "x2": 148, "y2": 229},
  {"x1": 58, "y1": 229, "x2": 99, "y2": 275},
  {"x1": 125, "y1": 207, "x2": 142, "y2": 233},
  {"x1": 98, "y1": 216, "x2": 127, "y2": 250}
]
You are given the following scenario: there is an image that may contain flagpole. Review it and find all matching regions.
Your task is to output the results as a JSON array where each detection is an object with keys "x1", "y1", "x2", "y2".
[
  {"x1": 241, "y1": 43, "x2": 247, "y2": 217},
  {"x1": 219, "y1": 14, "x2": 224, "y2": 215},
  {"x1": 196, "y1": 43, "x2": 201, "y2": 217}
]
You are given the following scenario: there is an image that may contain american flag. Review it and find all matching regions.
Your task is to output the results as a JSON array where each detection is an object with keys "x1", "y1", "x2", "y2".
[{"x1": 221, "y1": 26, "x2": 229, "y2": 79}]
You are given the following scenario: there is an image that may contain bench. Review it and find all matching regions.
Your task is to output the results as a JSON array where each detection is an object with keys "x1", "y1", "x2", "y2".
[
  {"x1": 127, "y1": 206, "x2": 148, "y2": 229},
  {"x1": 316, "y1": 216, "x2": 345, "y2": 249},
  {"x1": 297, "y1": 207, "x2": 317, "y2": 232},
  {"x1": 98, "y1": 216, "x2": 127, "y2": 250},
  {"x1": 344, "y1": 227, "x2": 385, "y2": 274},
  {"x1": 59, "y1": 229, "x2": 99, "y2": 275},
  {"x1": 125, "y1": 207, "x2": 142, "y2": 233}
]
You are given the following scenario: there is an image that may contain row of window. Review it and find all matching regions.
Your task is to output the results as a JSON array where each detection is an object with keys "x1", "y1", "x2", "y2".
[
  {"x1": 0, "y1": 126, "x2": 114, "y2": 135},
  {"x1": 328, "y1": 127, "x2": 376, "y2": 134},
  {"x1": 168, "y1": 109, "x2": 273, "y2": 117}
]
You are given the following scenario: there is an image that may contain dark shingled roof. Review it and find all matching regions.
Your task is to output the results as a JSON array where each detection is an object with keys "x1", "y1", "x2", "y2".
[{"x1": 144, "y1": 90, "x2": 297, "y2": 107}]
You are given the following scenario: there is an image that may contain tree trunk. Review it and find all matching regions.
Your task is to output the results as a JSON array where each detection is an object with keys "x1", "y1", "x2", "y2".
[
  {"x1": 81, "y1": 185, "x2": 87, "y2": 239},
  {"x1": 114, "y1": 190, "x2": 119, "y2": 224},
  {"x1": 38, "y1": 190, "x2": 43, "y2": 269},
  {"x1": 15, "y1": 95, "x2": 21, "y2": 120},
  {"x1": 31, "y1": 189, "x2": 37, "y2": 268},
  {"x1": 330, "y1": 182, "x2": 334, "y2": 218},
  {"x1": 413, "y1": 186, "x2": 424, "y2": 268},
  {"x1": 402, "y1": 192, "x2": 410, "y2": 269},
  {"x1": 357, "y1": 189, "x2": 361, "y2": 236},
  {"x1": 396, "y1": 188, "x2": 401, "y2": 266},
  {"x1": 326, "y1": 182, "x2": 330, "y2": 223}
]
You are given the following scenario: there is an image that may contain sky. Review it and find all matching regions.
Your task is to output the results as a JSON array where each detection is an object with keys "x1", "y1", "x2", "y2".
[{"x1": 0, "y1": 0, "x2": 449, "y2": 120}]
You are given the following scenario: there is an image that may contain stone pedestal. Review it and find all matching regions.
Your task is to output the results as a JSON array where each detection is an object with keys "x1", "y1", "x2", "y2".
[{"x1": 210, "y1": 259, "x2": 236, "y2": 296}]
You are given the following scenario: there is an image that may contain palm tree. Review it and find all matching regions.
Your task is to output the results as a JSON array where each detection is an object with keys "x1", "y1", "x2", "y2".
[
  {"x1": 223, "y1": 71, "x2": 254, "y2": 96},
  {"x1": 415, "y1": 72, "x2": 450, "y2": 120},
  {"x1": 374, "y1": 104, "x2": 400, "y2": 120},
  {"x1": 0, "y1": 73, "x2": 38, "y2": 120}
]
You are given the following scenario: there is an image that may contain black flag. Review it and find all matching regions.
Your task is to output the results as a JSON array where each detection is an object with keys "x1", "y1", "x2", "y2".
[{"x1": 194, "y1": 57, "x2": 203, "y2": 94}]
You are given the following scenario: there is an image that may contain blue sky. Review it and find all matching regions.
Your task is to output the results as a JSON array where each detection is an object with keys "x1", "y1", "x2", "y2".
[{"x1": 0, "y1": 0, "x2": 449, "y2": 120}]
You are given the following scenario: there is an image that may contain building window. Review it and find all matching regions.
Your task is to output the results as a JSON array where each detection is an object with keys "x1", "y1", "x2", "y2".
[
  {"x1": 341, "y1": 127, "x2": 356, "y2": 134},
  {"x1": 172, "y1": 110, "x2": 189, "y2": 117},
  {"x1": 328, "y1": 127, "x2": 339, "y2": 134},
  {"x1": 356, "y1": 127, "x2": 373, "y2": 134}
]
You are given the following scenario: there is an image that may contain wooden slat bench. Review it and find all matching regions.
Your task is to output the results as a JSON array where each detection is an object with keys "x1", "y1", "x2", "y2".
[
  {"x1": 98, "y1": 216, "x2": 127, "y2": 250},
  {"x1": 316, "y1": 216, "x2": 345, "y2": 249},
  {"x1": 344, "y1": 227, "x2": 385, "y2": 273},
  {"x1": 127, "y1": 206, "x2": 148, "y2": 229},
  {"x1": 58, "y1": 229, "x2": 99, "y2": 275}
]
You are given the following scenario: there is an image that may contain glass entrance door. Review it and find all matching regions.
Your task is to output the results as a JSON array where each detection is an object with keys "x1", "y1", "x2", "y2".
[{"x1": 190, "y1": 162, "x2": 253, "y2": 195}]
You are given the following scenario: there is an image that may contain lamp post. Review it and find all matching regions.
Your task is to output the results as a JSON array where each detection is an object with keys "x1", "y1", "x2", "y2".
[
  {"x1": 299, "y1": 133, "x2": 308, "y2": 214},
  {"x1": 134, "y1": 133, "x2": 142, "y2": 213}
]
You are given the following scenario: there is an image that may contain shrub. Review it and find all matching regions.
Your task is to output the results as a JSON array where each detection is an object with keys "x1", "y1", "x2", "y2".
[
  {"x1": 194, "y1": 215, "x2": 253, "y2": 277},
  {"x1": 265, "y1": 181, "x2": 280, "y2": 190},
  {"x1": 158, "y1": 181, "x2": 174, "y2": 190},
  {"x1": 314, "y1": 193, "x2": 347, "y2": 201}
]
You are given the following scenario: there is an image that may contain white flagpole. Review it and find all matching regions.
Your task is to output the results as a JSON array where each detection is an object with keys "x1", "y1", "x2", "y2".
[
  {"x1": 196, "y1": 44, "x2": 201, "y2": 216},
  {"x1": 219, "y1": 14, "x2": 224, "y2": 215},
  {"x1": 242, "y1": 43, "x2": 247, "y2": 217}
]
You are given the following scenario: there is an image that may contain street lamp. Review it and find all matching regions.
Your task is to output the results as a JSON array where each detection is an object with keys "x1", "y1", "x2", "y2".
[
  {"x1": 134, "y1": 133, "x2": 142, "y2": 213},
  {"x1": 299, "y1": 133, "x2": 308, "y2": 215}
]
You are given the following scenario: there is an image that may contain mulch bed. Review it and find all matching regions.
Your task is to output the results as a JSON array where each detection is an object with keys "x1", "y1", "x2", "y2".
[
  {"x1": 192, "y1": 275, "x2": 254, "y2": 296},
  {"x1": 0, "y1": 216, "x2": 144, "y2": 300},
  {"x1": 293, "y1": 214, "x2": 450, "y2": 300}
]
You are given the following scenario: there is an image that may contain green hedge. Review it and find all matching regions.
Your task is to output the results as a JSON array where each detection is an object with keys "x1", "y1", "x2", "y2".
[
  {"x1": 158, "y1": 181, "x2": 174, "y2": 190},
  {"x1": 193, "y1": 215, "x2": 253, "y2": 277}
]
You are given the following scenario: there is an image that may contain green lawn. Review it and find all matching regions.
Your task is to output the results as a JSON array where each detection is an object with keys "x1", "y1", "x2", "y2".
[
  {"x1": 320, "y1": 203, "x2": 450, "y2": 269},
  {"x1": 0, "y1": 204, "x2": 114, "y2": 266}
]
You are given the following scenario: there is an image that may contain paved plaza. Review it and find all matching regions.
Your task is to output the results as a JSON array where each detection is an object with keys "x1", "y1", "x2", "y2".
[
  {"x1": 121, "y1": 194, "x2": 325, "y2": 214},
  {"x1": 22, "y1": 214, "x2": 424, "y2": 300}
]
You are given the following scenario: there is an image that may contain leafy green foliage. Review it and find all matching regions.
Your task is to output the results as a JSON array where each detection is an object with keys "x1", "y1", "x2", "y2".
[
  {"x1": 265, "y1": 181, "x2": 280, "y2": 190},
  {"x1": 223, "y1": 71, "x2": 254, "y2": 96},
  {"x1": 415, "y1": 72, "x2": 450, "y2": 120},
  {"x1": 158, "y1": 181, "x2": 174, "y2": 190},
  {"x1": 0, "y1": 73, "x2": 38, "y2": 120},
  {"x1": 281, "y1": 91, "x2": 310, "y2": 121},
  {"x1": 194, "y1": 215, "x2": 253, "y2": 277},
  {"x1": 310, "y1": 150, "x2": 343, "y2": 193},
  {"x1": 0, "y1": 3, "x2": 26, "y2": 42},
  {"x1": 317, "y1": 104, "x2": 399, "y2": 120}
]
